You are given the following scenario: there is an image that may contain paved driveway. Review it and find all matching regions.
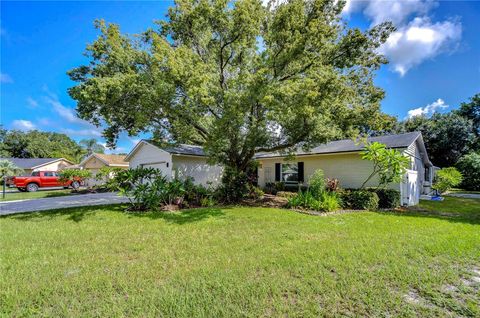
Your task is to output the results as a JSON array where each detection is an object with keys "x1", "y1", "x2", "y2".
[
  {"x1": 447, "y1": 193, "x2": 480, "y2": 199},
  {"x1": 0, "y1": 192, "x2": 129, "y2": 216}
]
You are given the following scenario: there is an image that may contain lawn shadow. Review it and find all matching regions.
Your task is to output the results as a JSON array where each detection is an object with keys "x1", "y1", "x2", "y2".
[
  {"x1": 1, "y1": 204, "x2": 226, "y2": 225},
  {"x1": 123, "y1": 207, "x2": 226, "y2": 225},
  {"x1": 1, "y1": 204, "x2": 126, "y2": 223}
]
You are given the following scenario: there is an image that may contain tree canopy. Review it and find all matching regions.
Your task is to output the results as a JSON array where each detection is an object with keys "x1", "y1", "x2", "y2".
[
  {"x1": 79, "y1": 138, "x2": 105, "y2": 155},
  {"x1": 0, "y1": 129, "x2": 85, "y2": 162},
  {"x1": 69, "y1": 0, "x2": 394, "y2": 175}
]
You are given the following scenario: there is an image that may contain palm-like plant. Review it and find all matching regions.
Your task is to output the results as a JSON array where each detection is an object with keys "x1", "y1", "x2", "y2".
[
  {"x1": 0, "y1": 160, "x2": 24, "y2": 198},
  {"x1": 0, "y1": 160, "x2": 24, "y2": 178},
  {"x1": 79, "y1": 138, "x2": 105, "y2": 155}
]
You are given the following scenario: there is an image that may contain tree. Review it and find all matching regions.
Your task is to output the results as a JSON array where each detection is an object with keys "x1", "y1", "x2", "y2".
[
  {"x1": 79, "y1": 138, "x2": 105, "y2": 155},
  {"x1": 360, "y1": 141, "x2": 409, "y2": 189},
  {"x1": 68, "y1": 0, "x2": 394, "y2": 197},
  {"x1": 432, "y1": 167, "x2": 462, "y2": 194},
  {"x1": 0, "y1": 130, "x2": 85, "y2": 162},
  {"x1": 456, "y1": 93, "x2": 480, "y2": 143},
  {"x1": 456, "y1": 152, "x2": 480, "y2": 191},
  {"x1": 0, "y1": 160, "x2": 24, "y2": 198},
  {"x1": 400, "y1": 113, "x2": 476, "y2": 167}
]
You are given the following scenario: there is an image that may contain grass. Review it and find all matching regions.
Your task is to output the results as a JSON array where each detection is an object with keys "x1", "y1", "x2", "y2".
[
  {"x1": 0, "y1": 189, "x2": 74, "y2": 202},
  {"x1": 1, "y1": 197, "x2": 479, "y2": 317}
]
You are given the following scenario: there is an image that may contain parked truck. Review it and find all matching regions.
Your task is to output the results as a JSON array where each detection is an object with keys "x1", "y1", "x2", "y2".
[{"x1": 8, "y1": 171, "x2": 81, "y2": 192}]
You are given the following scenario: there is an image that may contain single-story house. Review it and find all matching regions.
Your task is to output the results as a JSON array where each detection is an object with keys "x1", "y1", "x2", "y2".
[
  {"x1": 125, "y1": 132, "x2": 434, "y2": 206},
  {"x1": 125, "y1": 140, "x2": 223, "y2": 187},
  {"x1": 255, "y1": 131, "x2": 434, "y2": 206},
  {"x1": 0, "y1": 158, "x2": 74, "y2": 176},
  {"x1": 79, "y1": 153, "x2": 129, "y2": 174},
  {"x1": 78, "y1": 153, "x2": 129, "y2": 186}
]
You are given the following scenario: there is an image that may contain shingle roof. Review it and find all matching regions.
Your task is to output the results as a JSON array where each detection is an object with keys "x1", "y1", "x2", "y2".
[
  {"x1": 93, "y1": 153, "x2": 129, "y2": 165},
  {"x1": 254, "y1": 131, "x2": 421, "y2": 159},
  {"x1": 145, "y1": 140, "x2": 206, "y2": 156},
  {"x1": 0, "y1": 158, "x2": 67, "y2": 169}
]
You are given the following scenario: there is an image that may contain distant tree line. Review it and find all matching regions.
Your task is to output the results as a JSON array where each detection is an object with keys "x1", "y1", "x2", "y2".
[{"x1": 0, "y1": 128, "x2": 106, "y2": 163}]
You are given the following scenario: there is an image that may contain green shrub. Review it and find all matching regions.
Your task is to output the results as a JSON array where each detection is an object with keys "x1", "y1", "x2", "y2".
[
  {"x1": 248, "y1": 185, "x2": 265, "y2": 199},
  {"x1": 309, "y1": 169, "x2": 326, "y2": 197},
  {"x1": 287, "y1": 190, "x2": 340, "y2": 212},
  {"x1": 433, "y1": 167, "x2": 463, "y2": 194},
  {"x1": 341, "y1": 190, "x2": 379, "y2": 210},
  {"x1": 456, "y1": 152, "x2": 480, "y2": 191},
  {"x1": 367, "y1": 188, "x2": 400, "y2": 209},
  {"x1": 217, "y1": 167, "x2": 249, "y2": 203}
]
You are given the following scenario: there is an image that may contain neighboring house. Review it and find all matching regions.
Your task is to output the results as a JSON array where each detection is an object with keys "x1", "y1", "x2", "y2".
[
  {"x1": 125, "y1": 132, "x2": 434, "y2": 206},
  {"x1": 78, "y1": 153, "x2": 129, "y2": 186},
  {"x1": 125, "y1": 140, "x2": 223, "y2": 187},
  {"x1": 0, "y1": 158, "x2": 74, "y2": 176},
  {"x1": 79, "y1": 153, "x2": 129, "y2": 175},
  {"x1": 255, "y1": 131, "x2": 434, "y2": 206}
]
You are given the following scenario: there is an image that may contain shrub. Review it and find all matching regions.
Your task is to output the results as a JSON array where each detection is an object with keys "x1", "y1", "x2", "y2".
[
  {"x1": 456, "y1": 152, "x2": 480, "y2": 191},
  {"x1": 248, "y1": 185, "x2": 264, "y2": 199},
  {"x1": 58, "y1": 168, "x2": 92, "y2": 190},
  {"x1": 287, "y1": 190, "x2": 340, "y2": 212},
  {"x1": 340, "y1": 190, "x2": 379, "y2": 210},
  {"x1": 217, "y1": 167, "x2": 249, "y2": 203},
  {"x1": 94, "y1": 166, "x2": 124, "y2": 188},
  {"x1": 367, "y1": 188, "x2": 400, "y2": 209},
  {"x1": 309, "y1": 169, "x2": 326, "y2": 197},
  {"x1": 433, "y1": 167, "x2": 463, "y2": 194}
]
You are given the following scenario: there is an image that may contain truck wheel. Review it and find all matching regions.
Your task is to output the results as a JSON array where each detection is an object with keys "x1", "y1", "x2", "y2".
[
  {"x1": 71, "y1": 181, "x2": 80, "y2": 190},
  {"x1": 26, "y1": 183, "x2": 39, "y2": 192}
]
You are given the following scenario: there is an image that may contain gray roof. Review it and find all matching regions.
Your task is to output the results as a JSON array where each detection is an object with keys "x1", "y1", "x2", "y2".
[
  {"x1": 145, "y1": 140, "x2": 206, "y2": 156},
  {"x1": 254, "y1": 131, "x2": 422, "y2": 159},
  {"x1": 0, "y1": 158, "x2": 65, "y2": 169}
]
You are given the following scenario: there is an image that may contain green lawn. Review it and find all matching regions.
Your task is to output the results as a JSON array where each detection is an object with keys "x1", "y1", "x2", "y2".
[
  {"x1": 1, "y1": 197, "x2": 479, "y2": 317},
  {"x1": 0, "y1": 189, "x2": 74, "y2": 202}
]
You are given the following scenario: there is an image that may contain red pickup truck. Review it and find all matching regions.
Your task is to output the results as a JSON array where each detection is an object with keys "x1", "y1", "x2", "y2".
[{"x1": 9, "y1": 171, "x2": 81, "y2": 192}]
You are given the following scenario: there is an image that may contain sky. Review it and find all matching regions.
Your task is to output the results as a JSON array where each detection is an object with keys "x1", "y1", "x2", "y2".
[{"x1": 1, "y1": 0, "x2": 479, "y2": 154}]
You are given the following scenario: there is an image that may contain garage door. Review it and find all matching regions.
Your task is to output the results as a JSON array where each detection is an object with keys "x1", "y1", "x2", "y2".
[{"x1": 140, "y1": 162, "x2": 169, "y2": 177}]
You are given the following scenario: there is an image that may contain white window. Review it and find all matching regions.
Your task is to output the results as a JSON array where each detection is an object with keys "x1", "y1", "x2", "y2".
[{"x1": 281, "y1": 163, "x2": 298, "y2": 183}]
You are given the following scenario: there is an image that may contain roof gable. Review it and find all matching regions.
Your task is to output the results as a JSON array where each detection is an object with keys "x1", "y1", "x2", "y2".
[{"x1": 80, "y1": 153, "x2": 129, "y2": 167}]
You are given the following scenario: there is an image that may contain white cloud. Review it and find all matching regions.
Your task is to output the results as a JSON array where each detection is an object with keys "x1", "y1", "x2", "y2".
[
  {"x1": 0, "y1": 73, "x2": 13, "y2": 83},
  {"x1": 345, "y1": 0, "x2": 462, "y2": 76},
  {"x1": 130, "y1": 138, "x2": 141, "y2": 145},
  {"x1": 60, "y1": 128, "x2": 102, "y2": 137},
  {"x1": 12, "y1": 120, "x2": 36, "y2": 131},
  {"x1": 27, "y1": 97, "x2": 39, "y2": 108},
  {"x1": 380, "y1": 17, "x2": 461, "y2": 76},
  {"x1": 45, "y1": 96, "x2": 86, "y2": 124},
  {"x1": 407, "y1": 98, "x2": 448, "y2": 118}
]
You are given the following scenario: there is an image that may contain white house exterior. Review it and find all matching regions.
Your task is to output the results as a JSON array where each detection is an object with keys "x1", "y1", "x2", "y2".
[
  {"x1": 0, "y1": 158, "x2": 74, "y2": 176},
  {"x1": 125, "y1": 132, "x2": 434, "y2": 206},
  {"x1": 254, "y1": 132, "x2": 434, "y2": 206},
  {"x1": 125, "y1": 140, "x2": 223, "y2": 187}
]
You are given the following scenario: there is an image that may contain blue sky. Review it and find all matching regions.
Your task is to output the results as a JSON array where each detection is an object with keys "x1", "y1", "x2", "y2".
[{"x1": 1, "y1": 1, "x2": 479, "y2": 153}]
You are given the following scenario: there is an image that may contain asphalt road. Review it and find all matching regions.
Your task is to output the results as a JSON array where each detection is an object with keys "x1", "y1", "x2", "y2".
[{"x1": 0, "y1": 192, "x2": 129, "y2": 216}]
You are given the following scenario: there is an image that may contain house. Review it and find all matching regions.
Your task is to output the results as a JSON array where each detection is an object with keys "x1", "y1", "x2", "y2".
[
  {"x1": 78, "y1": 153, "x2": 129, "y2": 186},
  {"x1": 125, "y1": 132, "x2": 434, "y2": 206},
  {"x1": 0, "y1": 158, "x2": 74, "y2": 176},
  {"x1": 78, "y1": 153, "x2": 129, "y2": 175},
  {"x1": 125, "y1": 140, "x2": 223, "y2": 187},
  {"x1": 254, "y1": 131, "x2": 434, "y2": 206}
]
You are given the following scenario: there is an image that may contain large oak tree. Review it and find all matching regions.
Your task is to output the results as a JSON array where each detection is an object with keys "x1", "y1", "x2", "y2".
[{"x1": 68, "y1": 0, "x2": 394, "y2": 178}]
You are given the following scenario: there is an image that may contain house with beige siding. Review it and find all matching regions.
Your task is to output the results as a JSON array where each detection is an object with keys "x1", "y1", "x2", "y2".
[
  {"x1": 0, "y1": 158, "x2": 74, "y2": 176},
  {"x1": 125, "y1": 132, "x2": 434, "y2": 206},
  {"x1": 78, "y1": 153, "x2": 129, "y2": 186},
  {"x1": 254, "y1": 132, "x2": 434, "y2": 206}
]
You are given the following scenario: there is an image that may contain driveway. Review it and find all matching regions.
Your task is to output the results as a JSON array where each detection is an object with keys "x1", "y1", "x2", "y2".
[
  {"x1": 447, "y1": 193, "x2": 480, "y2": 199},
  {"x1": 0, "y1": 192, "x2": 129, "y2": 216}
]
